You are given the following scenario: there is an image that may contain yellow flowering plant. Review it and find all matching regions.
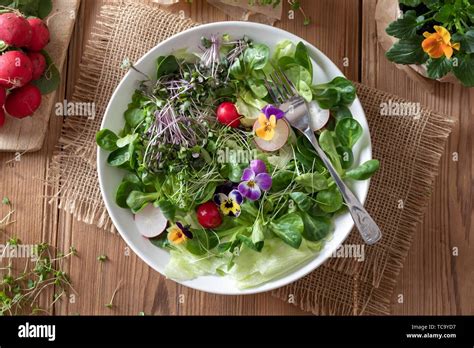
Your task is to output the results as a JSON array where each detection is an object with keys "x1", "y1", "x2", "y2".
[{"x1": 385, "y1": 0, "x2": 474, "y2": 87}]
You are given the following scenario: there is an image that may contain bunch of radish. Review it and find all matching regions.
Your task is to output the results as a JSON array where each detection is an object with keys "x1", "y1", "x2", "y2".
[{"x1": 0, "y1": 12, "x2": 50, "y2": 128}]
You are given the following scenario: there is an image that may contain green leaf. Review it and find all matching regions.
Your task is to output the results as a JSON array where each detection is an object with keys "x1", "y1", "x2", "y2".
[
  {"x1": 345, "y1": 159, "x2": 380, "y2": 180},
  {"x1": 331, "y1": 105, "x2": 353, "y2": 121},
  {"x1": 195, "y1": 182, "x2": 218, "y2": 204},
  {"x1": 298, "y1": 80, "x2": 312, "y2": 102},
  {"x1": 337, "y1": 145, "x2": 354, "y2": 170},
  {"x1": 150, "y1": 235, "x2": 171, "y2": 249},
  {"x1": 251, "y1": 219, "x2": 265, "y2": 248},
  {"x1": 237, "y1": 221, "x2": 265, "y2": 253},
  {"x1": 116, "y1": 174, "x2": 142, "y2": 209},
  {"x1": 107, "y1": 147, "x2": 130, "y2": 167},
  {"x1": 423, "y1": 0, "x2": 441, "y2": 10},
  {"x1": 433, "y1": 4, "x2": 454, "y2": 23},
  {"x1": 37, "y1": 0, "x2": 53, "y2": 18},
  {"x1": 399, "y1": 0, "x2": 422, "y2": 6},
  {"x1": 243, "y1": 44, "x2": 270, "y2": 71},
  {"x1": 285, "y1": 65, "x2": 312, "y2": 87},
  {"x1": 467, "y1": 5, "x2": 474, "y2": 23},
  {"x1": 227, "y1": 162, "x2": 247, "y2": 183},
  {"x1": 229, "y1": 58, "x2": 245, "y2": 79},
  {"x1": 452, "y1": 54, "x2": 474, "y2": 87},
  {"x1": 156, "y1": 55, "x2": 179, "y2": 78},
  {"x1": 301, "y1": 213, "x2": 331, "y2": 241},
  {"x1": 319, "y1": 130, "x2": 343, "y2": 174},
  {"x1": 126, "y1": 191, "x2": 159, "y2": 213},
  {"x1": 426, "y1": 57, "x2": 452, "y2": 79},
  {"x1": 269, "y1": 213, "x2": 303, "y2": 248},
  {"x1": 185, "y1": 229, "x2": 219, "y2": 256},
  {"x1": 312, "y1": 77, "x2": 356, "y2": 109},
  {"x1": 116, "y1": 133, "x2": 138, "y2": 148},
  {"x1": 316, "y1": 187, "x2": 343, "y2": 213},
  {"x1": 456, "y1": 30, "x2": 474, "y2": 53},
  {"x1": 238, "y1": 234, "x2": 264, "y2": 252},
  {"x1": 31, "y1": 51, "x2": 60, "y2": 95},
  {"x1": 236, "y1": 201, "x2": 259, "y2": 226},
  {"x1": 295, "y1": 136, "x2": 326, "y2": 174},
  {"x1": 289, "y1": 192, "x2": 312, "y2": 211},
  {"x1": 272, "y1": 40, "x2": 295, "y2": 62},
  {"x1": 277, "y1": 56, "x2": 297, "y2": 70},
  {"x1": 124, "y1": 108, "x2": 145, "y2": 128},
  {"x1": 385, "y1": 10, "x2": 421, "y2": 39},
  {"x1": 1, "y1": 0, "x2": 53, "y2": 18},
  {"x1": 248, "y1": 78, "x2": 268, "y2": 98},
  {"x1": 96, "y1": 129, "x2": 119, "y2": 151},
  {"x1": 157, "y1": 199, "x2": 176, "y2": 220},
  {"x1": 295, "y1": 173, "x2": 328, "y2": 192},
  {"x1": 386, "y1": 37, "x2": 428, "y2": 65},
  {"x1": 294, "y1": 42, "x2": 313, "y2": 77},
  {"x1": 270, "y1": 170, "x2": 294, "y2": 192},
  {"x1": 335, "y1": 118, "x2": 363, "y2": 149}
]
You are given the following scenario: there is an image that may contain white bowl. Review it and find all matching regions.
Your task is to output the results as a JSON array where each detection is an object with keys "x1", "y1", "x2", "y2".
[{"x1": 98, "y1": 22, "x2": 372, "y2": 295}]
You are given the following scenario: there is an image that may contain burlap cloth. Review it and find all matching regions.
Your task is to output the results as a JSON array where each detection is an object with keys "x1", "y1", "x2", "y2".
[{"x1": 47, "y1": 2, "x2": 454, "y2": 315}]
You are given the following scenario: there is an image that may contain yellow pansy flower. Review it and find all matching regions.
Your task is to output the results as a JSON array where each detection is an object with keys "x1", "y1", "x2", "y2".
[
  {"x1": 167, "y1": 222, "x2": 192, "y2": 245},
  {"x1": 255, "y1": 113, "x2": 277, "y2": 141},
  {"x1": 422, "y1": 25, "x2": 460, "y2": 59}
]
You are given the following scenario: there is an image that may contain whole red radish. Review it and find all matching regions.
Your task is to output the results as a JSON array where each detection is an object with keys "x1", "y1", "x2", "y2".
[
  {"x1": 0, "y1": 87, "x2": 6, "y2": 106},
  {"x1": 0, "y1": 13, "x2": 32, "y2": 47},
  {"x1": 0, "y1": 108, "x2": 5, "y2": 128},
  {"x1": 0, "y1": 51, "x2": 33, "y2": 89},
  {"x1": 26, "y1": 18, "x2": 50, "y2": 52},
  {"x1": 27, "y1": 52, "x2": 46, "y2": 80},
  {"x1": 5, "y1": 84, "x2": 42, "y2": 118},
  {"x1": 196, "y1": 202, "x2": 222, "y2": 229},
  {"x1": 216, "y1": 102, "x2": 240, "y2": 128}
]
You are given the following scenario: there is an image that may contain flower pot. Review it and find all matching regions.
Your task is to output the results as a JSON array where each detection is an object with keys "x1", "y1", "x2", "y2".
[{"x1": 375, "y1": 0, "x2": 461, "y2": 86}]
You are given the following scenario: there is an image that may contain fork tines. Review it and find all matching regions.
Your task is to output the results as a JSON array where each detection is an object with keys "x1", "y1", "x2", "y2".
[{"x1": 264, "y1": 64, "x2": 300, "y2": 105}]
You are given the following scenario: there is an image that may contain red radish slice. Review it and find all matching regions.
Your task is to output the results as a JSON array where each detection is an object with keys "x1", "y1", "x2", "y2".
[
  {"x1": 135, "y1": 204, "x2": 168, "y2": 238},
  {"x1": 308, "y1": 101, "x2": 330, "y2": 131},
  {"x1": 253, "y1": 118, "x2": 290, "y2": 152}
]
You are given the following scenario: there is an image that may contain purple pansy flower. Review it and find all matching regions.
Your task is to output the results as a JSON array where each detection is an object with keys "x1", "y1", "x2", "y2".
[
  {"x1": 262, "y1": 104, "x2": 285, "y2": 120},
  {"x1": 175, "y1": 222, "x2": 193, "y2": 239},
  {"x1": 238, "y1": 159, "x2": 272, "y2": 201},
  {"x1": 214, "y1": 181, "x2": 237, "y2": 196},
  {"x1": 214, "y1": 189, "x2": 243, "y2": 217}
]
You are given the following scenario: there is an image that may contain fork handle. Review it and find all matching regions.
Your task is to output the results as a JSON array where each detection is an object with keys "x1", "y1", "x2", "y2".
[{"x1": 303, "y1": 128, "x2": 382, "y2": 245}]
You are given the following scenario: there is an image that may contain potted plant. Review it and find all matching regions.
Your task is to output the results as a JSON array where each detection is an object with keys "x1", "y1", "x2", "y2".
[{"x1": 381, "y1": 0, "x2": 474, "y2": 87}]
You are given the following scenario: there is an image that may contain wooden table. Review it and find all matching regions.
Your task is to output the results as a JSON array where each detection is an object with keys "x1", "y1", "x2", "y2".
[{"x1": 0, "y1": 0, "x2": 472, "y2": 315}]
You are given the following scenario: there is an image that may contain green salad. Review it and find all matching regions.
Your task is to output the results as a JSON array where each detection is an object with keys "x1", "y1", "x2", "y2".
[{"x1": 96, "y1": 35, "x2": 379, "y2": 289}]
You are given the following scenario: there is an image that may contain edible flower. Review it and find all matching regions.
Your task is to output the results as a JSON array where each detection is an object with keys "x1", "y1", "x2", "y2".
[
  {"x1": 255, "y1": 105, "x2": 285, "y2": 141},
  {"x1": 167, "y1": 222, "x2": 193, "y2": 245},
  {"x1": 422, "y1": 26, "x2": 460, "y2": 59},
  {"x1": 214, "y1": 189, "x2": 243, "y2": 217},
  {"x1": 238, "y1": 159, "x2": 272, "y2": 201}
]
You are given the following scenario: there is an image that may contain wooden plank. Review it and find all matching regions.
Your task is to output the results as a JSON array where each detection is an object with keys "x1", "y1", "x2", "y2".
[{"x1": 362, "y1": 0, "x2": 473, "y2": 315}]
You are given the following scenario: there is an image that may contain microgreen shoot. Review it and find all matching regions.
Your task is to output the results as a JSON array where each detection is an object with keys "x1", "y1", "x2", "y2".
[
  {"x1": 0, "y1": 240, "x2": 77, "y2": 315},
  {"x1": 97, "y1": 255, "x2": 108, "y2": 262},
  {"x1": 105, "y1": 280, "x2": 123, "y2": 309}
]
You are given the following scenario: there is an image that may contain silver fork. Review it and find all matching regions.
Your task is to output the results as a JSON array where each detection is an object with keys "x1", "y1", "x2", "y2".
[{"x1": 265, "y1": 69, "x2": 382, "y2": 245}]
